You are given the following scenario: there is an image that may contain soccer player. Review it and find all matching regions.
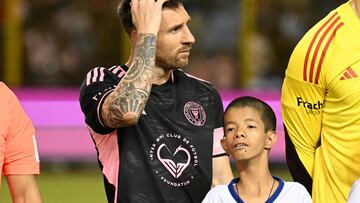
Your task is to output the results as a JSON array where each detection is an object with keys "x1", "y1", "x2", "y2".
[
  {"x1": 0, "y1": 82, "x2": 42, "y2": 203},
  {"x1": 281, "y1": 0, "x2": 360, "y2": 202},
  {"x1": 202, "y1": 96, "x2": 311, "y2": 203},
  {"x1": 79, "y1": 0, "x2": 233, "y2": 202}
]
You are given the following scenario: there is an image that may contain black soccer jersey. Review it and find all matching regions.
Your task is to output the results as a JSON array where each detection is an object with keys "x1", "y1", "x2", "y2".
[{"x1": 79, "y1": 65, "x2": 226, "y2": 203}]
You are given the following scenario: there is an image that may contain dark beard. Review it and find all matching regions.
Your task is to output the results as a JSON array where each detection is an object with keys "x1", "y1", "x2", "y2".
[{"x1": 155, "y1": 56, "x2": 187, "y2": 70}]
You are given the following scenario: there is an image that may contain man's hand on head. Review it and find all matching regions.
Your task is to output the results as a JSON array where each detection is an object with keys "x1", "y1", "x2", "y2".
[{"x1": 130, "y1": 0, "x2": 169, "y2": 34}]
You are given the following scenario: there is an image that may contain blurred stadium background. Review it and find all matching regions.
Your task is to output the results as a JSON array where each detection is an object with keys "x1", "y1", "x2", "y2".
[{"x1": 0, "y1": 0, "x2": 343, "y2": 202}]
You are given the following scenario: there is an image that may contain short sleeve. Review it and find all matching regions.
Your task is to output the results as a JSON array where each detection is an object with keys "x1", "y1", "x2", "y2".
[
  {"x1": 79, "y1": 66, "x2": 126, "y2": 134},
  {"x1": 202, "y1": 188, "x2": 221, "y2": 203},
  {"x1": 212, "y1": 90, "x2": 226, "y2": 156},
  {"x1": 0, "y1": 83, "x2": 40, "y2": 175}
]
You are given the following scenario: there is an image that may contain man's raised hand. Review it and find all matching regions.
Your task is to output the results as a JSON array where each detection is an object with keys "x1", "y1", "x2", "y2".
[{"x1": 131, "y1": 0, "x2": 169, "y2": 35}]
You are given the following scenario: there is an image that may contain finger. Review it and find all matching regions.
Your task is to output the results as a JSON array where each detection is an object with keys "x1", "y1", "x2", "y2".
[
  {"x1": 131, "y1": 0, "x2": 138, "y2": 12},
  {"x1": 156, "y1": 0, "x2": 169, "y2": 6},
  {"x1": 154, "y1": 0, "x2": 168, "y2": 10}
]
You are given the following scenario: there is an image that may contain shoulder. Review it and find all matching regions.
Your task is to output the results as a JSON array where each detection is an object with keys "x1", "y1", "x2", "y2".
[
  {"x1": 0, "y1": 82, "x2": 18, "y2": 105},
  {"x1": 209, "y1": 184, "x2": 229, "y2": 193},
  {"x1": 283, "y1": 181, "x2": 308, "y2": 190},
  {"x1": 80, "y1": 65, "x2": 127, "y2": 96},
  {"x1": 0, "y1": 83, "x2": 31, "y2": 129},
  {"x1": 287, "y1": 7, "x2": 344, "y2": 83},
  {"x1": 83, "y1": 65, "x2": 127, "y2": 86},
  {"x1": 0, "y1": 82, "x2": 12, "y2": 97},
  {"x1": 176, "y1": 69, "x2": 210, "y2": 84},
  {"x1": 176, "y1": 70, "x2": 219, "y2": 93},
  {"x1": 296, "y1": 6, "x2": 342, "y2": 52},
  {"x1": 281, "y1": 181, "x2": 312, "y2": 200},
  {"x1": 182, "y1": 70, "x2": 212, "y2": 84}
]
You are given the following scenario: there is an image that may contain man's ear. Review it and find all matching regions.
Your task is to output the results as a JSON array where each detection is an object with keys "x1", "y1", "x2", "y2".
[{"x1": 265, "y1": 130, "x2": 278, "y2": 150}]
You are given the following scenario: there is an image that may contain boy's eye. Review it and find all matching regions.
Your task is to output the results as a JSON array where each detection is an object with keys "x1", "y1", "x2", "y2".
[
  {"x1": 226, "y1": 127, "x2": 235, "y2": 133},
  {"x1": 247, "y1": 125, "x2": 256, "y2": 129}
]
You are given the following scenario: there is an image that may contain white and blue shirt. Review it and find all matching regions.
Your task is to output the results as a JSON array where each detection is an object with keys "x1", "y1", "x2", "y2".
[{"x1": 202, "y1": 177, "x2": 312, "y2": 203}]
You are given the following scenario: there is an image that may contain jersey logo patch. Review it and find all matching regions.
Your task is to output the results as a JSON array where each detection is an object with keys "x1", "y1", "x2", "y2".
[
  {"x1": 184, "y1": 102, "x2": 206, "y2": 126},
  {"x1": 340, "y1": 66, "x2": 358, "y2": 80},
  {"x1": 149, "y1": 133, "x2": 199, "y2": 187},
  {"x1": 157, "y1": 144, "x2": 190, "y2": 179}
]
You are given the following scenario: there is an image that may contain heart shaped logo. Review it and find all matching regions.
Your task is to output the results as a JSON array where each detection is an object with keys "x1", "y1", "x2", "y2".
[{"x1": 157, "y1": 144, "x2": 191, "y2": 179}]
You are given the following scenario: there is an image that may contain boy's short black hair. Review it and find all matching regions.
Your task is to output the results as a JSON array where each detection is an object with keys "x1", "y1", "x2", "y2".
[
  {"x1": 224, "y1": 96, "x2": 276, "y2": 132},
  {"x1": 117, "y1": 0, "x2": 184, "y2": 35}
]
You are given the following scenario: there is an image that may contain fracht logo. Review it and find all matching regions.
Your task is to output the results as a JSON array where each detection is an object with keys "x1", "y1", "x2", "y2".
[{"x1": 297, "y1": 97, "x2": 324, "y2": 112}]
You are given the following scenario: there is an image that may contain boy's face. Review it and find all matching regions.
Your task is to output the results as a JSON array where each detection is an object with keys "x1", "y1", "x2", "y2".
[{"x1": 221, "y1": 106, "x2": 275, "y2": 161}]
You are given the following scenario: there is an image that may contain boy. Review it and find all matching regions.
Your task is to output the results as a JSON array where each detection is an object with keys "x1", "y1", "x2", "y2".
[{"x1": 202, "y1": 96, "x2": 311, "y2": 203}]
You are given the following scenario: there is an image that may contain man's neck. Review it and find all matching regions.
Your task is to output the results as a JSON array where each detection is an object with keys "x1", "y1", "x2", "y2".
[
  {"x1": 152, "y1": 67, "x2": 172, "y2": 85},
  {"x1": 126, "y1": 57, "x2": 172, "y2": 85}
]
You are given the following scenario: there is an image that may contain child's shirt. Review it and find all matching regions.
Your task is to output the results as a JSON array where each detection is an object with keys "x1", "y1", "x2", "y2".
[{"x1": 202, "y1": 176, "x2": 311, "y2": 203}]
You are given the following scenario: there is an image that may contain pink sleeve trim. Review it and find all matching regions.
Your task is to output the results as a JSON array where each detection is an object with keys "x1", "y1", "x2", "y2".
[{"x1": 213, "y1": 127, "x2": 225, "y2": 155}]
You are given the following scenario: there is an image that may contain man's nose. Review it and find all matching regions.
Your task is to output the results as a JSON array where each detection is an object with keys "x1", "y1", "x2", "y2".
[{"x1": 182, "y1": 25, "x2": 195, "y2": 44}]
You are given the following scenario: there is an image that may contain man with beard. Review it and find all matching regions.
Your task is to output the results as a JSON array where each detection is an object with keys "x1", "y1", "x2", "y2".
[{"x1": 79, "y1": 0, "x2": 233, "y2": 202}]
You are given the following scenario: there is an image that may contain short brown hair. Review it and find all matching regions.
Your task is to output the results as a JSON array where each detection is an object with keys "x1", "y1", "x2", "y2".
[
  {"x1": 224, "y1": 96, "x2": 277, "y2": 133},
  {"x1": 117, "y1": 0, "x2": 184, "y2": 35}
]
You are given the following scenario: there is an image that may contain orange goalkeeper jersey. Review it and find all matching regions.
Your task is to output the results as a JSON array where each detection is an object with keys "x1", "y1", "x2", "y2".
[
  {"x1": 0, "y1": 82, "x2": 40, "y2": 183},
  {"x1": 281, "y1": 1, "x2": 360, "y2": 203}
]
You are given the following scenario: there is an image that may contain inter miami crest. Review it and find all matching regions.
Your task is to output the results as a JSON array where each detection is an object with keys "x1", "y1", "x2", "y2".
[{"x1": 183, "y1": 101, "x2": 206, "y2": 126}]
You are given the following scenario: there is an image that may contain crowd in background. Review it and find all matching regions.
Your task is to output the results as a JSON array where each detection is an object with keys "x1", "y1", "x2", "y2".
[{"x1": 1, "y1": 0, "x2": 344, "y2": 89}]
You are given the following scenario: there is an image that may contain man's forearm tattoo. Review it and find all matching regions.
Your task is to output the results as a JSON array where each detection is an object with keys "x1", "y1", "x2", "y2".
[{"x1": 102, "y1": 34, "x2": 156, "y2": 128}]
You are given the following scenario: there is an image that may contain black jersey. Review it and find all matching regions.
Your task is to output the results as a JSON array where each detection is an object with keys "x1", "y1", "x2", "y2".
[{"x1": 79, "y1": 65, "x2": 226, "y2": 203}]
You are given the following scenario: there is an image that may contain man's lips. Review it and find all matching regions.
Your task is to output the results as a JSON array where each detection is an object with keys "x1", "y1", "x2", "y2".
[{"x1": 179, "y1": 47, "x2": 191, "y2": 53}]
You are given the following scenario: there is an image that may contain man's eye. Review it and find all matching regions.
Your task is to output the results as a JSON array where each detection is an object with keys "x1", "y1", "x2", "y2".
[
  {"x1": 171, "y1": 26, "x2": 181, "y2": 33},
  {"x1": 171, "y1": 28, "x2": 179, "y2": 33}
]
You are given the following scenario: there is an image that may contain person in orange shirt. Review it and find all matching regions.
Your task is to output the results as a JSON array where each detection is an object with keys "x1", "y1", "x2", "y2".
[{"x1": 0, "y1": 82, "x2": 42, "y2": 203}]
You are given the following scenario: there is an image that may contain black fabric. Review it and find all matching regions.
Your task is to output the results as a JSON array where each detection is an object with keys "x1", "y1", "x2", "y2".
[
  {"x1": 80, "y1": 66, "x2": 224, "y2": 203},
  {"x1": 284, "y1": 125, "x2": 313, "y2": 195}
]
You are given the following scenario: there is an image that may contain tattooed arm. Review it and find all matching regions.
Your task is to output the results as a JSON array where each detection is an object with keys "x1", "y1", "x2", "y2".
[
  {"x1": 100, "y1": 0, "x2": 168, "y2": 128},
  {"x1": 101, "y1": 34, "x2": 156, "y2": 128}
]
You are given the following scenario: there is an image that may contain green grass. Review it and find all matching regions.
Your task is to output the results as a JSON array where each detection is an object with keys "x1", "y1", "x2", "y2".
[
  {"x1": 0, "y1": 166, "x2": 107, "y2": 203},
  {"x1": 229, "y1": 163, "x2": 293, "y2": 182},
  {"x1": 1, "y1": 163, "x2": 291, "y2": 203},
  {"x1": 269, "y1": 163, "x2": 293, "y2": 181}
]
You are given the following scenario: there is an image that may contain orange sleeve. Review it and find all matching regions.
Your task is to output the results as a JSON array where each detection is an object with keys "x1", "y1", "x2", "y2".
[{"x1": 0, "y1": 82, "x2": 40, "y2": 175}]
